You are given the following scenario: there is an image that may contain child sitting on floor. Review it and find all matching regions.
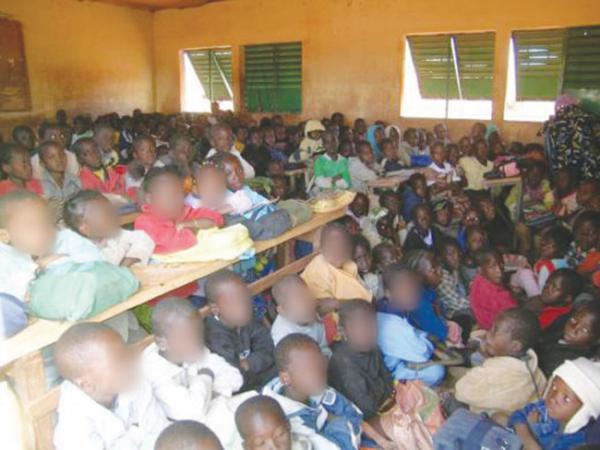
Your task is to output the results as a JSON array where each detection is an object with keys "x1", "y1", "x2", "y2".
[
  {"x1": 454, "y1": 308, "x2": 546, "y2": 416},
  {"x1": 402, "y1": 173, "x2": 428, "y2": 222},
  {"x1": 506, "y1": 357, "x2": 600, "y2": 450},
  {"x1": 353, "y1": 235, "x2": 381, "y2": 299},
  {"x1": 74, "y1": 137, "x2": 127, "y2": 196},
  {"x1": 301, "y1": 222, "x2": 372, "y2": 342},
  {"x1": 313, "y1": 131, "x2": 350, "y2": 192},
  {"x1": 141, "y1": 298, "x2": 245, "y2": 447},
  {"x1": 372, "y1": 242, "x2": 401, "y2": 273},
  {"x1": 0, "y1": 143, "x2": 43, "y2": 195},
  {"x1": 470, "y1": 247, "x2": 518, "y2": 330},
  {"x1": 380, "y1": 138, "x2": 405, "y2": 173},
  {"x1": 552, "y1": 166, "x2": 579, "y2": 223},
  {"x1": 262, "y1": 334, "x2": 363, "y2": 450},
  {"x1": 37, "y1": 140, "x2": 81, "y2": 202},
  {"x1": 204, "y1": 270, "x2": 277, "y2": 391},
  {"x1": 567, "y1": 211, "x2": 600, "y2": 278},
  {"x1": 534, "y1": 226, "x2": 572, "y2": 290},
  {"x1": 404, "y1": 204, "x2": 444, "y2": 252},
  {"x1": 270, "y1": 275, "x2": 331, "y2": 358},
  {"x1": 155, "y1": 421, "x2": 223, "y2": 450},
  {"x1": 53, "y1": 323, "x2": 168, "y2": 450},
  {"x1": 536, "y1": 269, "x2": 584, "y2": 331},
  {"x1": 461, "y1": 224, "x2": 487, "y2": 283},
  {"x1": 64, "y1": 190, "x2": 154, "y2": 267}
]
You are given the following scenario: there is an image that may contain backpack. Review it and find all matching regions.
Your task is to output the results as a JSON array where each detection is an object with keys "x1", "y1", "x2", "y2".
[
  {"x1": 433, "y1": 409, "x2": 521, "y2": 450},
  {"x1": 226, "y1": 207, "x2": 292, "y2": 241}
]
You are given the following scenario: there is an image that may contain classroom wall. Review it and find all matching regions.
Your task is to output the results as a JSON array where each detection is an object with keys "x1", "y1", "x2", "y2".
[
  {"x1": 153, "y1": 0, "x2": 600, "y2": 143},
  {"x1": 0, "y1": 0, "x2": 154, "y2": 137}
]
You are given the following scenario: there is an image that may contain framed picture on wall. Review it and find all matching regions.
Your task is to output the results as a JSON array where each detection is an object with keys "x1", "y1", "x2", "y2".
[{"x1": 0, "y1": 18, "x2": 31, "y2": 112}]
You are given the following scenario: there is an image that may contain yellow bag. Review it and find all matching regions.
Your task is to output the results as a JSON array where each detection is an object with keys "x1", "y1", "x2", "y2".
[{"x1": 309, "y1": 190, "x2": 356, "y2": 213}]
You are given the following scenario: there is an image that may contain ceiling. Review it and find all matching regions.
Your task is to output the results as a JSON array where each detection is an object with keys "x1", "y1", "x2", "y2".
[{"x1": 90, "y1": 0, "x2": 224, "y2": 11}]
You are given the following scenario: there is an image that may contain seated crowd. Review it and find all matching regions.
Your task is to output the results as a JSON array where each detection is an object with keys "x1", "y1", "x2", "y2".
[{"x1": 1, "y1": 107, "x2": 600, "y2": 450}]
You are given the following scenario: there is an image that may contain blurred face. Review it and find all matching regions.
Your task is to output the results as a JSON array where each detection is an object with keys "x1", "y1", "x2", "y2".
[
  {"x1": 387, "y1": 272, "x2": 421, "y2": 311},
  {"x1": 542, "y1": 273, "x2": 569, "y2": 306},
  {"x1": 78, "y1": 197, "x2": 120, "y2": 239},
  {"x1": 376, "y1": 216, "x2": 394, "y2": 239},
  {"x1": 434, "y1": 206, "x2": 451, "y2": 227},
  {"x1": 264, "y1": 129, "x2": 276, "y2": 148},
  {"x1": 277, "y1": 282, "x2": 317, "y2": 325},
  {"x1": 447, "y1": 146, "x2": 460, "y2": 166},
  {"x1": 414, "y1": 207, "x2": 432, "y2": 232},
  {"x1": 0, "y1": 197, "x2": 56, "y2": 256},
  {"x1": 576, "y1": 182, "x2": 597, "y2": 208},
  {"x1": 43, "y1": 126, "x2": 66, "y2": 147},
  {"x1": 267, "y1": 162, "x2": 285, "y2": 177},
  {"x1": 545, "y1": 376, "x2": 582, "y2": 422},
  {"x1": 280, "y1": 345, "x2": 327, "y2": 397},
  {"x1": 195, "y1": 167, "x2": 227, "y2": 208},
  {"x1": 555, "y1": 169, "x2": 574, "y2": 194},
  {"x1": 94, "y1": 128, "x2": 114, "y2": 152},
  {"x1": 354, "y1": 119, "x2": 367, "y2": 134},
  {"x1": 223, "y1": 156, "x2": 245, "y2": 191},
  {"x1": 146, "y1": 173, "x2": 185, "y2": 220},
  {"x1": 133, "y1": 139, "x2": 157, "y2": 167},
  {"x1": 434, "y1": 125, "x2": 447, "y2": 140},
  {"x1": 444, "y1": 244, "x2": 461, "y2": 271},
  {"x1": 307, "y1": 130, "x2": 322, "y2": 141},
  {"x1": 484, "y1": 317, "x2": 519, "y2": 357},
  {"x1": 478, "y1": 198, "x2": 496, "y2": 221},
  {"x1": 345, "y1": 218, "x2": 360, "y2": 235},
  {"x1": 275, "y1": 126, "x2": 286, "y2": 142},
  {"x1": 467, "y1": 230, "x2": 486, "y2": 253},
  {"x1": 526, "y1": 166, "x2": 544, "y2": 188},
  {"x1": 471, "y1": 123, "x2": 486, "y2": 140},
  {"x1": 322, "y1": 228, "x2": 352, "y2": 268},
  {"x1": 14, "y1": 128, "x2": 35, "y2": 151},
  {"x1": 563, "y1": 309, "x2": 597, "y2": 346},
  {"x1": 382, "y1": 194, "x2": 400, "y2": 216},
  {"x1": 40, "y1": 143, "x2": 67, "y2": 174},
  {"x1": 574, "y1": 220, "x2": 598, "y2": 251},
  {"x1": 382, "y1": 141, "x2": 397, "y2": 160},
  {"x1": 211, "y1": 128, "x2": 234, "y2": 152},
  {"x1": 2, "y1": 148, "x2": 33, "y2": 181},
  {"x1": 339, "y1": 142, "x2": 353, "y2": 158},
  {"x1": 77, "y1": 141, "x2": 103, "y2": 170},
  {"x1": 344, "y1": 310, "x2": 378, "y2": 352},
  {"x1": 242, "y1": 414, "x2": 291, "y2": 450},
  {"x1": 211, "y1": 278, "x2": 253, "y2": 328},
  {"x1": 157, "y1": 315, "x2": 204, "y2": 364},
  {"x1": 458, "y1": 137, "x2": 471, "y2": 155},
  {"x1": 480, "y1": 254, "x2": 504, "y2": 284},
  {"x1": 358, "y1": 145, "x2": 374, "y2": 166},
  {"x1": 431, "y1": 145, "x2": 446, "y2": 165},
  {"x1": 354, "y1": 244, "x2": 372, "y2": 275},
  {"x1": 405, "y1": 131, "x2": 418, "y2": 147}
]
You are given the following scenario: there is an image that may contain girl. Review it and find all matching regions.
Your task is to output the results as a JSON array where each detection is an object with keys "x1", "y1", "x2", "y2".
[
  {"x1": 535, "y1": 226, "x2": 572, "y2": 290},
  {"x1": 366, "y1": 124, "x2": 385, "y2": 161},
  {"x1": 566, "y1": 211, "x2": 600, "y2": 278},
  {"x1": 0, "y1": 143, "x2": 43, "y2": 195},
  {"x1": 436, "y1": 239, "x2": 472, "y2": 323}
]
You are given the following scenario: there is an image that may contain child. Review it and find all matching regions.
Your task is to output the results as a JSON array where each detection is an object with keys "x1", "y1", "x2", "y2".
[
  {"x1": 436, "y1": 238, "x2": 472, "y2": 329},
  {"x1": 380, "y1": 138, "x2": 405, "y2": 173},
  {"x1": 312, "y1": 131, "x2": 350, "y2": 192},
  {"x1": 470, "y1": 248, "x2": 518, "y2": 330},
  {"x1": 566, "y1": 211, "x2": 600, "y2": 278},
  {"x1": 458, "y1": 138, "x2": 493, "y2": 191},
  {"x1": 141, "y1": 299, "x2": 245, "y2": 446},
  {"x1": 477, "y1": 195, "x2": 514, "y2": 253},
  {"x1": 552, "y1": 166, "x2": 579, "y2": 223},
  {"x1": 53, "y1": 323, "x2": 169, "y2": 450},
  {"x1": 11, "y1": 124, "x2": 36, "y2": 153},
  {"x1": 400, "y1": 128, "x2": 419, "y2": 160},
  {"x1": 347, "y1": 192, "x2": 381, "y2": 247},
  {"x1": 262, "y1": 334, "x2": 363, "y2": 450},
  {"x1": 507, "y1": 358, "x2": 600, "y2": 450},
  {"x1": 185, "y1": 163, "x2": 242, "y2": 215},
  {"x1": 297, "y1": 120, "x2": 325, "y2": 162},
  {"x1": 301, "y1": 223, "x2": 372, "y2": 341},
  {"x1": 125, "y1": 135, "x2": 164, "y2": 199},
  {"x1": 539, "y1": 302, "x2": 600, "y2": 376},
  {"x1": 242, "y1": 127, "x2": 269, "y2": 177},
  {"x1": 401, "y1": 173, "x2": 428, "y2": 222},
  {"x1": 372, "y1": 242, "x2": 401, "y2": 273},
  {"x1": 376, "y1": 264, "x2": 445, "y2": 385},
  {"x1": 37, "y1": 141, "x2": 81, "y2": 202},
  {"x1": 428, "y1": 141, "x2": 461, "y2": 192},
  {"x1": 0, "y1": 143, "x2": 43, "y2": 195},
  {"x1": 93, "y1": 122, "x2": 120, "y2": 168},
  {"x1": 403, "y1": 204, "x2": 444, "y2": 252},
  {"x1": 432, "y1": 199, "x2": 458, "y2": 239},
  {"x1": 353, "y1": 235, "x2": 381, "y2": 299},
  {"x1": 348, "y1": 141, "x2": 379, "y2": 194},
  {"x1": 74, "y1": 138, "x2": 127, "y2": 196},
  {"x1": 64, "y1": 190, "x2": 154, "y2": 267},
  {"x1": 204, "y1": 270, "x2": 277, "y2": 391},
  {"x1": 235, "y1": 394, "x2": 313, "y2": 450},
  {"x1": 206, "y1": 124, "x2": 255, "y2": 179},
  {"x1": 455, "y1": 308, "x2": 546, "y2": 416},
  {"x1": 134, "y1": 166, "x2": 224, "y2": 254},
  {"x1": 155, "y1": 421, "x2": 223, "y2": 450},
  {"x1": 270, "y1": 275, "x2": 331, "y2": 358},
  {"x1": 538, "y1": 269, "x2": 584, "y2": 329},
  {"x1": 506, "y1": 160, "x2": 554, "y2": 223}
]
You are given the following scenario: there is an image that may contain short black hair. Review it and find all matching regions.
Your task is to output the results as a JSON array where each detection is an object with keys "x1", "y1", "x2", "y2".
[
  {"x1": 63, "y1": 190, "x2": 107, "y2": 232},
  {"x1": 474, "y1": 246, "x2": 502, "y2": 266},
  {"x1": 352, "y1": 234, "x2": 371, "y2": 253},
  {"x1": 382, "y1": 262, "x2": 416, "y2": 290},
  {"x1": 274, "y1": 333, "x2": 319, "y2": 372},
  {"x1": 72, "y1": 137, "x2": 95, "y2": 158},
  {"x1": 408, "y1": 172, "x2": 426, "y2": 187},
  {"x1": 132, "y1": 134, "x2": 153, "y2": 150},
  {"x1": 541, "y1": 226, "x2": 573, "y2": 256},
  {"x1": 205, "y1": 270, "x2": 243, "y2": 304},
  {"x1": 151, "y1": 297, "x2": 199, "y2": 337},
  {"x1": 379, "y1": 190, "x2": 400, "y2": 206},
  {"x1": 338, "y1": 299, "x2": 374, "y2": 328},
  {"x1": 372, "y1": 242, "x2": 396, "y2": 267},
  {"x1": 11, "y1": 125, "x2": 34, "y2": 141},
  {"x1": 465, "y1": 224, "x2": 487, "y2": 242},
  {"x1": 411, "y1": 203, "x2": 431, "y2": 221},
  {"x1": 496, "y1": 308, "x2": 540, "y2": 351},
  {"x1": 574, "y1": 302, "x2": 600, "y2": 340},
  {"x1": 155, "y1": 420, "x2": 223, "y2": 450},
  {"x1": 0, "y1": 142, "x2": 27, "y2": 171},
  {"x1": 437, "y1": 237, "x2": 461, "y2": 255},
  {"x1": 548, "y1": 268, "x2": 584, "y2": 299},
  {"x1": 235, "y1": 396, "x2": 287, "y2": 439},
  {"x1": 574, "y1": 210, "x2": 600, "y2": 231},
  {"x1": 142, "y1": 165, "x2": 182, "y2": 192}
]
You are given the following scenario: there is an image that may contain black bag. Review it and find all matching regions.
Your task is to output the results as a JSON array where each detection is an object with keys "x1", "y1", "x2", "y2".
[{"x1": 226, "y1": 206, "x2": 292, "y2": 241}]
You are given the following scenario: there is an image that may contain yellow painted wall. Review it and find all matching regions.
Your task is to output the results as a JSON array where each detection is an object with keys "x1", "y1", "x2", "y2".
[
  {"x1": 154, "y1": 0, "x2": 600, "y2": 142},
  {"x1": 0, "y1": 0, "x2": 154, "y2": 137}
]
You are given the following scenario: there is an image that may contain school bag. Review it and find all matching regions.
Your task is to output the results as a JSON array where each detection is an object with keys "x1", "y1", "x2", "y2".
[
  {"x1": 227, "y1": 206, "x2": 292, "y2": 241},
  {"x1": 278, "y1": 199, "x2": 313, "y2": 227},
  {"x1": 433, "y1": 408, "x2": 521, "y2": 450},
  {"x1": 28, "y1": 261, "x2": 140, "y2": 321}
]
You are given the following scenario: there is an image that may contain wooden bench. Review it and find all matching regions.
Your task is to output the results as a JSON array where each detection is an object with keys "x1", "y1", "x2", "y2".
[{"x1": 1, "y1": 208, "x2": 344, "y2": 450}]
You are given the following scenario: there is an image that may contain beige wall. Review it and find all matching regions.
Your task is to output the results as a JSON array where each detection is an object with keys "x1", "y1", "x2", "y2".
[
  {"x1": 154, "y1": 0, "x2": 600, "y2": 142},
  {"x1": 0, "y1": 0, "x2": 154, "y2": 137}
]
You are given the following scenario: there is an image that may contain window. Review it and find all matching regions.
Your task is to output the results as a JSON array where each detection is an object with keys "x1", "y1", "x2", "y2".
[
  {"x1": 505, "y1": 25, "x2": 600, "y2": 122},
  {"x1": 244, "y1": 42, "x2": 302, "y2": 113},
  {"x1": 182, "y1": 47, "x2": 233, "y2": 112},
  {"x1": 401, "y1": 33, "x2": 494, "y2": 120}
]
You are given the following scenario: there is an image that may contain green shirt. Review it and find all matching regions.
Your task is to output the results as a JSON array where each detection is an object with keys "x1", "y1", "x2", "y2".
[{"x1": 313, "y1": 154, "x2": 351, "y2": 190}]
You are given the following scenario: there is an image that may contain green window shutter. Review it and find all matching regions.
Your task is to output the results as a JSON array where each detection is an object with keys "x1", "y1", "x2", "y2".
[
  {"x1": 563, "y1": 26, "x2": 600, "y2": 92},
  {"x1": 455, "y1": 33, "x2": 495, "y2": 99},
  {"x1": 244, "y1": 42, "x2": 302, "y2": 113},
  {"x1": 513, "y1": 29, "x2": 565, "y2": 100},
  {"x1": 408, "y1": 35, "x2": 459, "y2": 99},
  {"x1": 186, "y1": 48, "x2": 233, "y2": 101}
]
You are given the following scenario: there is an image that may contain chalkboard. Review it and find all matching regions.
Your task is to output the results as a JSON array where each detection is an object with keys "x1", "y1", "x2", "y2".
[{"x1": 0, "y1": 18, "x2": 31, "y2": 112}]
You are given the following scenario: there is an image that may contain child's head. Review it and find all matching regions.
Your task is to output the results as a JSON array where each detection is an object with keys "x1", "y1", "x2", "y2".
[
  {"x1": 235, "y1": 396, "x2": 291, "y2": 450},
  {"x1": 349, "y1": 192, "x2": 369, "y2": 218},
  {"x1": 39, "y1": 141, "x2": 67, "y2": 175},
  {"x1": 272, "y1": 275, "x2": 317, "y2": 325},
  {"x1": 275, "y1": 334, "x2": 327, "y2": 398},
  {"x1": 465, "y1": 225, "x2": 487, "y2": 253},
  {"x1": 475, "y1": 247, "x2": 504, "y2": 284},
  {"x1": 235, "y1": 126, "x2": 249, "y2": 144},
  {"x1": 563, "y1": 302, "x2": 600, "y2": 347},
  {"x1": 93, "y1": 123, "x2": 115, "y2": 152},
  {"x1": 267, "y1": 160, "x2": 285, "y2": 178},
  {"x1": 209, "y1": 124, "x2": 234, "y2": 152},
  {"x1": 382, "y1": 263, "x2": 422, "y2": 311},
  {"x1": 376, "y1": 214, "x2": 395, "y2": 240},
  {"x1": 357, "y1": 141, "x2": 374, "y2": 166},
  {"x1": 446, "y1": 143, "x2": 460, "y2": 166},
  {"x1": 576, "y1": 179, "x2": 600, "y2": 211},
  {"x1": 205, "y1": 270, "x2": 252, "y2": 328},
  {"x1": 473, "y1": 138, "x2": 488, "y2": 162},
  {"x1": 372, "y1": 242, "x2": 401, "y2": 272},
  {"x1": 555, "y1": 166, "x2": 578, "y2": 196},
  {"x1": 40, "y1": 123, "x2": 67, "y2": 147},
  {"x1": 462, "y1": 207, "x2": 481, "y2": 228},
  {"x1": 248, "y1": 127, "x2": 263, "y2": 147},
  {"x1": 352, "y1": 235, "x2": 372, "y2": 275},
  {"x1": 193, "y1": 164, "x2": 227, "y2": 208},
  {"x1": 63, "y1": 190, "x2": 120, "y2": 240},
  {"x1": 262, "y1": 127, "x2": 276, "y2": 148},
  {"x1": 403, "y1": 250, "x2": 443, "y2": 287},
  {"x1": 379, "y1": 191, "x2": 401, "y2": 216},
  {"x1": 320, "y1": 222, "x2": 353, "y2": 268},
  {"x1": 484, "y1": 308, "x2": 540, "y2": 357},
  {"x1": 458, "y1": 136, "x2": 471, "y2": 156},
  {"x1": 169, "y1": 134, "x2": 194, "y2": 165},
  {"x1": 337, "y1": 215, "x2": 360, "y2": 235},
  {"x1": 143, "y1": 166, "x2": 185, "y2": 218},
  {"x1": 381, "y1": 138, "x2": 397, "y2": 161},
  {"x1": 210, "y1": 152, "x2": 244, "y2": 191},
  {"x1": 11, "y1": 125, "x2": 36, "y2": 151},
  {"x1": 573, "y1": 211, "x2": 600, "y2": 251},
  {"x1": 0, "y1": 143, "x2": 33, "y2": 182},
  {"x1": 132, "y1": 135, "x2": 157, "y2": 167},
  {"x1": 54, "y1": 323, "x2": 137, "y2": 405},
  {"x1": 542, "y1": 269, "x2": 583, "y2": 307},
  {"x1": 432, "y1": 199, "x2": 452, "y2": 227},
  {"x1": 477, "y1": 195, "x2": 496, "y2": 222},
  {"x1": 430, "y1": 142, "x2": 446, "y2": 166},
  {"x1": 73, "y1": 137, "x2": 103, "y2": 170},
  {"x1": 471, "y1": 122, "x2": 487, "y2": 141},
  {"x1": 339, "y1": 299, "x2": 377, "y2": 353},
  {"x1": 438, "y1": 238, "x2": 462, "y2": 272},
  {"x1": 152, "y1": 298, "x2": 204, "y2": 365},
  {"x1": 403, "y1": 128, "x2": 418, "y2": 147},
  {"x1": 339, "y1": 140, "x2": 354, "y2": 158},
  {"x1": 73, "y1": 114, "x2": 90, "y2": 134},
  {"x1": 408, "y1": 173, "x2": 428, "y2": 198},
  {"x1": 322, "y1": 131, "x2": 338, "y2": 157},
  {"x1": 271, "y1": 175, "x2": 288, "y2": 200},
  {"x1": 0, "y1": 191, "x2": 56, "y2": 256},
  {"x1": 524, "y1": 160, "x2": 546, "y2": 188},
  {"x1": 156, "y1": 420, "x2": 223, "y2": 450},
  {"x1": 412, "y1": 204, "x2": 432, "y2": 233}
]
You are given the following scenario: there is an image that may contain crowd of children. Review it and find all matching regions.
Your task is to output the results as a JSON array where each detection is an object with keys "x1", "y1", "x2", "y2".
[{"x1": 1, "y1": 108, "x2": 600, "y2": 450}]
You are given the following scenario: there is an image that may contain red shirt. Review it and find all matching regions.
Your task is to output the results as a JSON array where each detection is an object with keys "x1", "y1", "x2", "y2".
[
  {"x1": 470, "y1": 274, "x2": 518, "y2": 330},
  {"x1": 134, "y1": 204, "x2": 224, "y2": 254},
  {"x1": 0, "y1": 179, "x2": 43, "y2": 196},
  {"x1": 539, "y1": 304, "x2": 572, "y2": 329},
  {"x1": 79, "y1": 166, "x2": 127, "y2": 196}
]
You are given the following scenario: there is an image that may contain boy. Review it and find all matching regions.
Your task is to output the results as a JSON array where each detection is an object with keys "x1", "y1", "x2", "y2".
[
  {"x1": 33, "y1": 122, "x2": 80, "y2": 179},
  {"x1": 53, "y1": 323, "x2": 169, "y2": 450},
  {"x1": 347, "y1": 193, "x2": 380, "y2": 247},
  {"x1": 458, "y1": 138, "x2": 493, "y2": 191},
  {"x1": 262, "y1": 334, "x2": 363, "y2": 450},
  {"x1": 348, "y1": 141, "x2": 379, "y2": 194},
  {"x1": 0, "y1": 143, "x2": 43, "y2": 195},
  {"x1": 454, "y1": 308, "x2": 547, "y2": 416},
  {"x1": 401, "y1": 173, "x2": 428, "y2": 222},
  {"x1": 74, "y1": 137, "x2": 127, "y2": 195},
  {"x1": 93, "y1": 122, "x2": 120, "y2": 168},
  {"x1": 155, "y1": 421, "x2": 223, "y2": 450},
  {"x1": 204, "y1": 270, "x2": 277, "y2": 391},
  {"x1": 125, "y1": 135, "x2": 164, "y2": 198},
  {"x1": 235, "y1": 395, "x2": 313, "y2": 450},
  {"x1": 11, "y1": 124, "x2": 36, "y2": 153},
  {"x1": 142, "y1": 298, "x2": 245, "y2": 447},
  {"x1": 403, "y1": 204, "x2": 444, "y2": 252},
  {"x1": 37, "y1": 140, "x2": 81, "y2": 202},
  {"x1": 270, "y1": 275, "x2": 331, "y2": 358},
  {"x1": 313, "y1": 131, "x2": 350, "y2": 192},
  {"x1": 206, "y1": 124, "x2": 255, "y2": 179},
  {"x1": 538, "y1": 269, "x2": 583, "y2": 329}
]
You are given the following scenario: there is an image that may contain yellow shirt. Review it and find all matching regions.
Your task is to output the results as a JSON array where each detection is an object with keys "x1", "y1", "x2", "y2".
[{"x1": 459, "y1": 156, "x2": 494, "y2": 190}]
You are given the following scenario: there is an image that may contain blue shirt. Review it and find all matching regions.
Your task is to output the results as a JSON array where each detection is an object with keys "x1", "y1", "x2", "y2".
[{"x1": 409, "y1": 287, "x2": 448, "y2": 342}]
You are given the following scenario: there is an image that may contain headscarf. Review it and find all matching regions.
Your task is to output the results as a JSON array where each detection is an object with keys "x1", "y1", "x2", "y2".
[
  {"x1": 367, "y1": 124, "x2": 385, "y2": 160},
  {"x1": 484, "y1": 124, "x2": 499, "y2": 143},
  {"x1": 555, "y1": 94, "x2": 579, "y2": 113},
  {"x1": 385, "y1": 125, "x2": 402, "y2": 142},
  {"x1": 304, "y1": 119, "x2": 325, "y2": 137}
]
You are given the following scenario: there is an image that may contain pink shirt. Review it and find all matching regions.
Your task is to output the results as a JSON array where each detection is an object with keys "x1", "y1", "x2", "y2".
[
  {"x1": 79, "y1": 166, "x2": 127, "y2": 196},
  {"x1": 470, "y1": 274, "x2": 518, "y2": 330},
  {"x1": 0, "y1": 179, "x2": 43, "y2": 196}
]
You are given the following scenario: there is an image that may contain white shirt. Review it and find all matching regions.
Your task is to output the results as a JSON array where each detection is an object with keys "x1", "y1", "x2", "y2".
[
  {"x1": 348, "y1": 157, "x2": 378, "y2": 194},
  {"x1": 427, "y1": 161, "x2": 461, "y2": 186},
  {"x1": 54, "y1": 380, "x2": 169, "y2": 450},
  {"x1": 271, "y1": 315, "x2": 332, "y2": 358},
  {"x1": 95, "y1": 230, "x2": 155, "y2": 266},
  {"x1": 206, "y1": 147, "x2": 255, "y2": 179},
  {"x1": 32, "y1": 151, "x2": 80, "y2": 180}
]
